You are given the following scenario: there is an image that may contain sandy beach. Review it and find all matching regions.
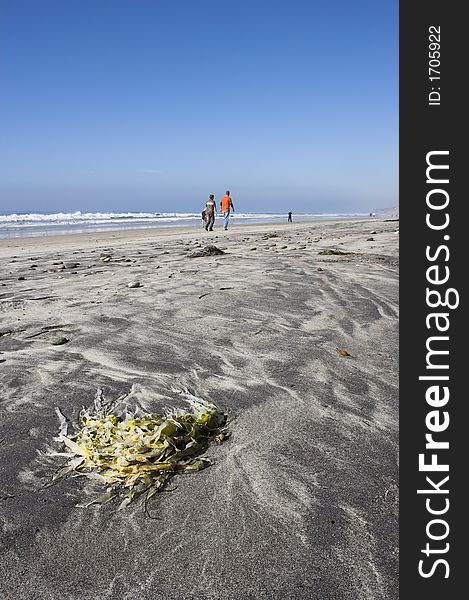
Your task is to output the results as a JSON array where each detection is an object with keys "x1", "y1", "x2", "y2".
[{"x1": 0, "y1": 218, "x2": 399, "y2": 599}]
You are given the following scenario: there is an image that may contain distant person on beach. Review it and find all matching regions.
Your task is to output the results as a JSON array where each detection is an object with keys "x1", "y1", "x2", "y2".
[
  {"x1": 204, "y1": 194, "x2": 217, "y2": 231},
  {"x1": 287, "y1": 212, "x2": 292, "y2": 222},
  {"x1": 220, "y1": 191, "x2": 235, "y2": 231}
]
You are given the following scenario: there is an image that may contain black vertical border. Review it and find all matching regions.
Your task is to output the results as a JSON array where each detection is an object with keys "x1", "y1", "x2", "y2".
[{"x1": 400, "y1": 1, "x2": 465, "y2": 596}]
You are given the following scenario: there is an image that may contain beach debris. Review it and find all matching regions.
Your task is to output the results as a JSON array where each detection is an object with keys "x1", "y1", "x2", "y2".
[
  {"x1": 45, "y1": 390, "x2": 228, "y2": 509},
  {"x1": 51, "y1": 336, "x2": 69, "y2": 346},
  {"x1": 189, "y1": 245, "x2": 225, "y2": 258},
  {"x1": 336, "y1": 348, "x2": 351, "y2": 357},
  {"x1": 318, "y1": 249, "x2": 354, "y2": 256},
  {"x1": 127, "y1": 281, "x2": 142, "y2": 288}
]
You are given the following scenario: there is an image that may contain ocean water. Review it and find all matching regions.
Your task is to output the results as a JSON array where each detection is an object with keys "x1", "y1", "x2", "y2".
[{"x1": 0, "y1": 211, "x2": 369, "y2": 239}]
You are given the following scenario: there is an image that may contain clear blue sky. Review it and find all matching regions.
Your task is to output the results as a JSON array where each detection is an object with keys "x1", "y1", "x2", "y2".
[{"x1": 0, "y1": 0, "x2": 398, "y2": 214}]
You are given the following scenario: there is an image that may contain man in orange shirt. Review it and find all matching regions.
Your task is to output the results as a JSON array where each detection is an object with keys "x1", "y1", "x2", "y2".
[{"x1": 220, "y1": 190, "x2": 235, "y2": 230}]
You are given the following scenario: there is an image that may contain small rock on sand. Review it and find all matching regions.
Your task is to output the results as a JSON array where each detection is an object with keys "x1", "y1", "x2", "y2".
[
  {"x1": 51, "y1": 336, "x2": 69, "y2": 346},
  {"x1": 127, "y1": 282, "x2": 142, "y2": 288}
]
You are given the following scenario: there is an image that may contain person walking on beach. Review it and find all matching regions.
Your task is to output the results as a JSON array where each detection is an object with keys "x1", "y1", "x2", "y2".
[
  {"x1": 204, "y1": 194, "x2": 217, "y2": 231},
  {"x1": 220, "y1": 190, "x2": 235, "y2": 231},
  {"x1": 287, "y1": 211, "x2": 292, "y2": 222}
]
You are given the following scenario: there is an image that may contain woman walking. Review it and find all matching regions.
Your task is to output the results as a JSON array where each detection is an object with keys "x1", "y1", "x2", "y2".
[{"x1": 204, "y1": 194, "x2": 217, "y2": 231}]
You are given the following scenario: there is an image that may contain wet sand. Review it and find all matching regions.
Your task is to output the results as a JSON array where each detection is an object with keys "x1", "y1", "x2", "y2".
[{"x1": 0, "y1": 218, "x2": 399, "y2": 599}]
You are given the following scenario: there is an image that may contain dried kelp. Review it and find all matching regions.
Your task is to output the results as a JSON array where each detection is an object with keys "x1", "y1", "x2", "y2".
[
  {"x1": 318, "y1": 249, "x2": 355, "y2": 256},
  {"x1": 188, "y1": 245, "x2": 225, "y2": 258},
  {"x1": 45, "y1": 390, "x2": 228, "y2": 509}
]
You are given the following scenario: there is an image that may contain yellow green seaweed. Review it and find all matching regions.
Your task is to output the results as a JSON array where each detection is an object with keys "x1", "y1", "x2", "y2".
[{"x1": 47, "y1": 390, "x2": 228, "y2": 509}]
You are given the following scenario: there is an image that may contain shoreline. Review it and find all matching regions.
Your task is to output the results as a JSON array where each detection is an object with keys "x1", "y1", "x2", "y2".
[
  {"x1": 0, "y1": 213, "x2": 376, "y2": 243},
  {"x1": 0, "y1": 217, "x2": 376, "y2": 253}
]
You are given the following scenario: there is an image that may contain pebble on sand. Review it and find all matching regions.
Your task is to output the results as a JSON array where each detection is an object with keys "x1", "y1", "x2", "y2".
[
  {"x1": 51, "y1": 336, "x2": 69, "y2": 346},
  {"x1": 127, "y1": 282, "x2": 142, "y2": 288}
]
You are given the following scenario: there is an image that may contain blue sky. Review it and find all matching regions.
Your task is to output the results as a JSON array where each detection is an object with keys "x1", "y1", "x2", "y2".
[{"x1": 0, "y1": 0, "x2": 398, "y2": 214}]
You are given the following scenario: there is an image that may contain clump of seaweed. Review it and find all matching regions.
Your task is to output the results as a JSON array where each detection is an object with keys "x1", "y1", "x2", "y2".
[
  {"x1": 318, "y1": 249, "x2": 355, "y2": 256},
  {"x1": 45, "y1": 389, "x2": 228, "y2": 509},
  {"x1": 188, "y1": 245, "x2": 225, "y2": 258}
]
